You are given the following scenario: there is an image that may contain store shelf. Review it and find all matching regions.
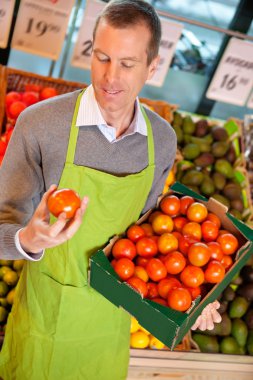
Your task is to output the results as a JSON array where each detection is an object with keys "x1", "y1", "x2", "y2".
[{"x1": 128, "y1": 349, "x2": 253, "y2": 379}]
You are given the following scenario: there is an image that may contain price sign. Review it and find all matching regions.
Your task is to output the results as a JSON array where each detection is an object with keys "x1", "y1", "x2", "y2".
[
  {"x1": 247, "y1": 91, "x2": 253, "y2": 109},
  {"x1": 71, "y1": 0, "x2": 105, "y2": 69},
  {"x1": 146, "y1": 19, "x2": 183, "y2": 87},
  {"x1": 206, "y1": 38, "x2": 253, "y2": 106},
  {"x1": 11, "y1": 0, "x2": 75, "y2": 59},
  {"x1": 0, "y1": 0, "x2": 15, "y2": 48}
]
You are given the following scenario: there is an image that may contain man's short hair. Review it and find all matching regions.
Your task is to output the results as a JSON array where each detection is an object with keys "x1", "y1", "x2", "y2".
[{"x1": 93, "y1": 0, "x2": 161, "y2": 65}]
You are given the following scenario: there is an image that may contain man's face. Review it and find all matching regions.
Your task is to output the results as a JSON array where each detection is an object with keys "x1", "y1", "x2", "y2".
[{"x1": 91, "y1": 19, "x2": 159, "y2": 113}]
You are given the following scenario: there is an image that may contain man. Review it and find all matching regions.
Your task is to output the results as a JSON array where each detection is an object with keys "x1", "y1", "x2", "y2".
[{"x1": 0, "y1": 1, "x2": 220, "y2": 379}]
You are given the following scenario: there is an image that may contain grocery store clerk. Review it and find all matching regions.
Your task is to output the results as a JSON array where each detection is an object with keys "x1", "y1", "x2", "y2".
[{"x1": 0, "y1": 1, "x2": 221, "y2": 379}]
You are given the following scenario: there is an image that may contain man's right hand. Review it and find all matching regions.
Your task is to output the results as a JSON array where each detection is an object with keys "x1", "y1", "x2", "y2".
[{"x1": 19, "y1": 184, "x2": 89, "y2": 255}]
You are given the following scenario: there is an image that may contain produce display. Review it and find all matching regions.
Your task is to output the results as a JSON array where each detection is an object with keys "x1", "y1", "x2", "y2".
[{"x1": 172, "y1": 112, "x2": 250, "y2": 222}]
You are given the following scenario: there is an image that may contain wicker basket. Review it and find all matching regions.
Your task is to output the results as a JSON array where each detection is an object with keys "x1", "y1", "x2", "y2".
[
  {"x1": 0, "y1": 65, "x2": 87, "y2": 133},
  {"x1": 140, "y1": 97, "x2": 178, "y2": 124}
]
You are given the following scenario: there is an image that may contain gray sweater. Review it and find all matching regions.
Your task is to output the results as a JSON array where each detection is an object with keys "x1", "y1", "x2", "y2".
[{"x1": 0, "y1": 90, "x2": 177, "y2": 260}]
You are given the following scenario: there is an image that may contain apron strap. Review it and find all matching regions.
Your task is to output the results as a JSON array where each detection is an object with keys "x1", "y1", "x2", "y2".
[
  {"x1": 140, "y1": 104, "x2": 155, "y2": 167},
  {"x1": 65, "y1": 90, "x2": 85, "y2": 164}
]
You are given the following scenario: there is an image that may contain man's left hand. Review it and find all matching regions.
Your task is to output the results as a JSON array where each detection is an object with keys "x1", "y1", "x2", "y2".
[{"x1": 191, "y1": 301, "x2": 222, "y2": 331}]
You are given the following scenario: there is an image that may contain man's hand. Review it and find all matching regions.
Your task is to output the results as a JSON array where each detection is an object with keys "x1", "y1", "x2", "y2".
[
  {"x1": 19, "y1": 184, "x2": 89, "y2": 254},
  {"x1": 191, "y1": 301, "x2": 222, "y2": 331}
]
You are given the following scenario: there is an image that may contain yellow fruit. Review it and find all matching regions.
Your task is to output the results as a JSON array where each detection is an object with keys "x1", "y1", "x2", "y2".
[
  {"x1": 149, "y1": 335, "x2": 165, "y2": 350},
  {"x1": 0, "y1": 306, "x2": 8, "y2": 323},
  {"x1": 6, "y1": 288, "x2": 15, "y2": 305},
  {"x1": 0, "y1": 281, "x2": 9, "y2": 297},
  {"x1": 0, "y1": 260, "x2": 12, "y2": 266},
  {"x1": 165, "y1": 170, "x2": 175, "y2": 186},
  {"x1": 139, "y1": 325, "x2": 150, "y2": 335},
  {"x1": 162, "y1": 185, "x2": 168, "y2": 195},
  {"x1": 130, "y1": 317, "x2": 140, "y2": 333},
  {"x1": 13, "y1": 259, "x2": 25, "y2": 271},
  {"x1": 3, "y1": 270, "x2": 18, "y2": 286},
  {"x1": 0, "y1": 266, "x2": 12, "y2": 280},
  {"x1": 130, "y1": 331, "x2": 150, "y2": 349}
]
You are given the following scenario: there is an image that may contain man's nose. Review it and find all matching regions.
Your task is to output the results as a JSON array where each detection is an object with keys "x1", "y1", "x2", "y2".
[{"x1": 104, "y1": 62, "x2": 120, "y2": 82}]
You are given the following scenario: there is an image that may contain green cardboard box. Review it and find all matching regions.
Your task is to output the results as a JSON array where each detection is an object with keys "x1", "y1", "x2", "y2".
[{"x1": 89, "y1": 182, "x2": 253, "y2": 350}]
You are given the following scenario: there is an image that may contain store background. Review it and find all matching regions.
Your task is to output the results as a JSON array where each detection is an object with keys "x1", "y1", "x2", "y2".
[{"x1": 1, "y1": 0, "x2": 253, "y2": 120}]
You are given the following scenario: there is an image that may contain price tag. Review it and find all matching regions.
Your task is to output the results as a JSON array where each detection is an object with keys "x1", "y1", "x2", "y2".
[
  {"x1": 146, "y1": 19, "x2": 183, "y2": 87},
  {"x1": 0, "y1": 0, "x2": 15, "y2": 49},
  {"x1": 247, "y1": 91, "x2": 253, "y2": 109},
  {"x1": 11, "y1": 0, "x2": 75, "y2": 60},
  {"x1": 206, "y1": 38, "x2": 253, "y2": 106},
  {"x1": 71, "y1": 0, "x2": 105, "y2": 69}
]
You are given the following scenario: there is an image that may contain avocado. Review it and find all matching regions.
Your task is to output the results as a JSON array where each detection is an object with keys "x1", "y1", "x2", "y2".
[
  {"x1": 173, "y1": 125, "x2": 183, "y2": 144},
  {"x1": 183, "y1": 134, "x2": 192, "y2": 144},
  {"x1": 247, "y1": 330, "x2": 253, "y2": 355},
  {"x1": 190, "y1": 136, "x2": 212, "y2": 153},
  {"x1": 218, "y1": 300, "x2": 229, "y2": 315},
  {"x1": 212, "y1": 141, "x2": 229, "y2": 158},
  {"x1": 223, "y1": 286, "x2": 236, "y2": 302},
  {"x1": 231, "y1": 318, "x2": 248, "y2": 347},
  {"x1": 211, "y1": 126, "x2": 229, "y2": 141},
  {"x1": 230, "y1": 199, "x2": 244, "y2": 213},
  {"x1": 200, "y1": 312, "x2": 231, "y2": 336},
  {"x1": 182, "y1": 143, "x2": 201, "y2": 160},
  {"x1": 192, "y1": 333, "x2": 219, "y2": 353},
  {"x1": 220, "y1": 336, "x2": 241, "y2": 354},
  {"x1": 214, "y1": 159, "x2": 234, "y2": 179},
  {"x1": 194, "y1": 152, "x2": 215, "y2": 168},
  {"x1": 195, "y1": 119, "x2": 209, "y2": 137},
  {"x1": 212, "y1": 172, "x2": 227, "y2": 191},
  {"x1": 237, "y1": 283, "x2": 253, "y2": 301},
  {"x1": 200, "y1": 177, "x2": 215, "y2": 197},
  {"x1": 183, "y1": 116, "x2": 195, "y2": 135},
  {"x1": 244, "y1": 309, "x2": 253, "y2": 330},
  {"x1": 229, "y1": 209, "x2": 243, "y2": 220},
  {"x1": 172, "y1": 112, "x2": 183, "y2": 128},
  {"x1": 181, "y1": 170, "x2": 204, "y2": 186},
  {"x1": 212, "y1": 194, "x2": 230, "y2": 209},
  {"x1": 226, "y1": 145, "x2": 237, "y2": 164},
  {"x1": 223, "y1": 183, "x2": 242, "y2": 200},
  {"x1": 229, "y1": 296, "x2": 250, "y2": 318},
  {"x1": 240, "y1": 266, "x2": 253, "y2": 283}
]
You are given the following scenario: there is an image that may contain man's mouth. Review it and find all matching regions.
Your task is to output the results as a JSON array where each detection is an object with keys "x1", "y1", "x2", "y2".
[{"x1": 103, "y1": 89, "x2": 122, "y2": 95}]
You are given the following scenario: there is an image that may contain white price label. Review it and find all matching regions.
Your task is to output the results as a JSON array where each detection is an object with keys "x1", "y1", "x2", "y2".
[
  {"x1": 247, "y1": 90, "x2": 253, "y2": 109},
  {"x1": 206, "y1": 38, "x2": 253, "y2": 106},
  {"x1": 11, "y1": 0, "x2": 74, "y2": 60},
  {"x1": 146, "y1": 19, "x2": 183, "y2": 87},
  {"x1": 0, "y1": 0, "x2": 15, "y2": 49},
  {"x1": 71, "y1": 0, "x2": 105, "y2": 69}
]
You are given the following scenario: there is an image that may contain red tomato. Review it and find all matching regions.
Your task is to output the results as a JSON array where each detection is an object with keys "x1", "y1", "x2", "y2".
[
  {"x1": 8, "y1": 101, "x2": 27, "y2": 119},
  {"x1": 157, "y1": 277, "x2": 181, "y2": 299},
  {"x1": 221, "y1": 255, "x2": 233, "y2": 271},
  {"x1": 178, "y1": 235, "x2": 194, "y2": 255},
  {"x1": 160, "y1": 195, "x2": 181, "y2": 217},
  {"x1": 147, "y1": 282, "x2": 159, "y2": 299},
  {"x1": 25, "y1": 83, "x2": 42, "y2": 93},
  {"x1": 135, "y1": 256, "x2": 149, "y2": 267},
  {"x1": 114, "y1": 258, "x2": 135, "y2": 280},
  {"x1": 47, "y1": 188, "x2": 81, "y2": 219},
  {"x1": 172, "y1": 231, "x2": 183, "y2": 240},
  {"x1": 0, "y1": 140, "x2": 7, "y2": 155},
  {"x1": 188, "y1": 242, "x2": 211, "y2": 267},
  {"x1": 140, "y1": 223, "x2": 154, "y2": 237},
  {"x1": 157, "y1": 233, "x2": 178, "y2": 255},
  {"x1": 152, "y1": 297, "x2": 167, "y2": 306},
  {"x1": 164, "y1": 251, "x2": 186, "y2": 274},
  {"x1": 146, "y1": 258, "x2": 167, "y2": 282},
  {"x1": 180, "y1": 196, "x2": 194, "y2": 215},
  {"x1": 5, "y1": 91, "x2": 22, "y2": 107},
  {"x1": 111, "y1": 259, "x2": 117, "y2": 269},
  {"x1": 204, "y1": 260, "x2": 225, "y2": 283},
  {"x1": 148, "y1": 211, "x2": 162, "y2": 223},
  {"x1": 182, "y1": 222, "x2": 202, "y2": 241},
  {"x1": 127, "y1": 225, "x2": 146, "y2": 242},
  {"x1": 152, "y1": 214, "x2": 174, "y2": 235},
  {"x1": 112, "y1": 238, "x2": 137, "y2": 260},
  {"x1": 22, "y1": 91, "x2": 39, "y2": 106},
  {"x1": 40, "y1": 87, "x2": 58, "y2": 100},
  {"x1": 150, "y1": 235, "x2": 159, "y2": 244},
  {"x1": 180, "y1": 265, "x2": 205, "y2": 288},
  {"x1": 207, "y1": 241, "x2": 224, "y2": 261},
  {"x1": 127, "y1": 277, "x2": 148, "y2": 298},
  {"x1": 185, "y1": 285, "x2": 201, "y2": 300},
  {"x1": 206, "y1": 213, "x2": 221, "y2": 229},
  {"x1": 216, "y1": 233, "x2": 239, "y2": 255},
  {"x1": 187, "y1": 202, "x2": 208, "y2": 223},
  {"x1": 134, "y1": 266, "x2": 149, "y2": 282},
  {"x1": 167, "y1": 287, "x2": 192, "y2": 312},
  {"x1": 173, "y1": 216, "x2": 188, "y2": 232},
  {"x1": 136, "y1": 237, "x2": 158, "y2": 258},
  {"x1": 201, "y1": 221, "x2": 219, "y2": 242}
]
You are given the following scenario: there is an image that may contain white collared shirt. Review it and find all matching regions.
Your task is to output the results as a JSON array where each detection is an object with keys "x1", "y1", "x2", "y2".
[{"x1": 76, "y1": 85, "x2": 147, "y2": 142}]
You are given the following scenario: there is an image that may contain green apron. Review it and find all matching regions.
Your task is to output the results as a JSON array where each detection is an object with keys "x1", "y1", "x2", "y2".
[{"x1": 0, "y1": 91, "x2": 155, "y2": 380}]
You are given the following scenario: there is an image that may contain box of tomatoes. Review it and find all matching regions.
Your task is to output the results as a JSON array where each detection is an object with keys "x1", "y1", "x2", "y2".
[{"x1": 89, "y1": 182, "x2": 253, "y2": 350}]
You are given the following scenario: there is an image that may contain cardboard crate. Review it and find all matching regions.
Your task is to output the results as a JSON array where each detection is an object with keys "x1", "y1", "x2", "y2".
[{"x1": 89, "y1": 182, "x2": 253, "y2": 350}]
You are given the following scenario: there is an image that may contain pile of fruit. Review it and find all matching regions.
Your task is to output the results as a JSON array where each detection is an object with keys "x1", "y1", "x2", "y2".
[
  {"x1": 109, "y1": 193, "x2": 240, "y2": 313},
  {"x1": 172, "y1": 112, "x2": 248, "y2": 221},
  {"x1": 192, "y1": 263, "x2": 253, "y2": 355},
  {"x1": 0, "y1": 85, "x2": 59, "y2": 165},
  {"x1": 0, "y1": 259, "x2": 24, "y2": 335}
]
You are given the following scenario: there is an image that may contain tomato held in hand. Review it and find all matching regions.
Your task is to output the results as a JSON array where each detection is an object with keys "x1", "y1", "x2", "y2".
[
  {"x1": 112, "y1": 238, "x2": 137, "y2": 260},
  {"x1": 114, "y1": 258, "x2": 135, "y2": 280},
  {"x1": 167, "y1": 287, "x2": 192, "y2": 312},
  {"x1": 47, "y1": 188, "x2": 81, "y2": 219}
]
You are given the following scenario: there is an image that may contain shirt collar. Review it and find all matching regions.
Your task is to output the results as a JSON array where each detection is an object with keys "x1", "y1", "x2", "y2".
[{"x1": 75, "y1": 85, "x2": 147, "y2": 140}]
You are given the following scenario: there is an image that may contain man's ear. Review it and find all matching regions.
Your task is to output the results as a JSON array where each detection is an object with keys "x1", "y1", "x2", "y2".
[{"x1": 147, "y1": 55, "x2": 160, "y2": 80}]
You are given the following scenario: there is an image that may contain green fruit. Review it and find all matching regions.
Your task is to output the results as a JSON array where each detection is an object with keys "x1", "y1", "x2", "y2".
[
  {"x1": 181, "y1": 170, "x2": 204, "y2": 186},
  {"x1": 212, "y1": 172, "x2": 227, "y2": 191},
  {"x1": 229, "y1": 296, "x2": 249, "y2": 318},
  {"x1": 220, "y1": 336, "x2": 241, "y2": 354},
  {"x1": 183, "y1": 116, "x2": 195, "y2": 135},
  {"x1": 214, "y1": 159, "x2": 234, "y2": 179},
  {"x1": 172, "y1": 112, "x2": 183, "y2": 128},
  {"x1": 192, "y1": 333, "x2": 219, "y2": 353},
  {"x1": 0, "y1": 281, "x2": 9, "y2": 297},
  {"x1": 211, "y1": 126, "x2": 229, "y2": 141},
  {"x1": 199, "y1": 312, "x2": 231, "y2": 336},
  {"x1": 200, "y1": 177, "x2": 215, "y2": 197},
  {"x1": 0, "y1": 260, "x2": 12, "y2": 266},
  {"x1": 212, "y1": 194, "x2": 230, "y2": 209},
  {"x1": 247, "y1": 330, "x2": 253, "y2": 355},
  {"x1": 190, "y1": 136, "x2": 211, "y2": 153},
  {"x1": 182, "y1": 143, "x2": 200, "y2": 160},
  {"x1": 223, "y1": 183, "x2": 242, "y2": 201},
  {"x1": 0, "y1": 297, "x2": 8, "y2": 307},
  {"x1": 194, "y1": 152, "x2": 214, "y2": 168},
  {"x1": 211, "y1": 141, "x2": 229, "y2": 158},
  {"x1": 223, "y1": 286, "x2": 236, "y2": 302},
  {"x1": 231, "y1": 318, "x2": 248, "y2": 347}
]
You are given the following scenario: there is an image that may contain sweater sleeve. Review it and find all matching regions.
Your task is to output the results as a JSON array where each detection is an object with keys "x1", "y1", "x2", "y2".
[{"x1": 0, "y1": 108, "x2": 45, "y2": 260}]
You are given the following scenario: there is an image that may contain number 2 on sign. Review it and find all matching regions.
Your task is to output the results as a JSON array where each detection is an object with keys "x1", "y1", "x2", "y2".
[
  {"x1": 81, "y1": 40, "x2": 92, "y2": 57},
  {"x1": 220, "y1": 74, "x2": 237, "y2": 91}
]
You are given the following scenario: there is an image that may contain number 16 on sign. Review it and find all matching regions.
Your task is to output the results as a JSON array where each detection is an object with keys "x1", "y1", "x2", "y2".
[{"x1": 206, "y1": 38, "x2": 253, "y2": 106}]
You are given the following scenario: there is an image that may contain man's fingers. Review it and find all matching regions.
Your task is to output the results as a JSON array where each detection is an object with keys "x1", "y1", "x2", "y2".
[
  {"x1": 211, "y1": 306, "x2": 222, "y2": 324},
  {"x1": 36, "y1": 184, "x2": 58, "y2": 218},
  {"x1": 191, "y1": 316, "x2": 201, "y2": 330}
]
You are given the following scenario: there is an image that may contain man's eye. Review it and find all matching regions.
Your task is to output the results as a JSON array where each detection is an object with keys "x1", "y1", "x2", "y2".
[
  {"x1": 122, "y1": 62, "x2": 134, "y2": 68},
  {"x1": 97, "y1": 55, "x2": 109, "y2": 62}
]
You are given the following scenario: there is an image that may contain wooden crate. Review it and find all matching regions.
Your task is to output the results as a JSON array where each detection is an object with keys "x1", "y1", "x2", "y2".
[{"x1": 0, "y1": 65, "x2": 87, "y2": 133}]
